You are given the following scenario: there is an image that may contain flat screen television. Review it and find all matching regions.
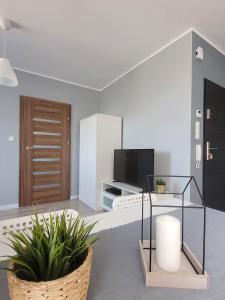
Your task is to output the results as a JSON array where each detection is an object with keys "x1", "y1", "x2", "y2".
[{"x1": 113, "y1": 149, "x2": 154, "y2": 189}]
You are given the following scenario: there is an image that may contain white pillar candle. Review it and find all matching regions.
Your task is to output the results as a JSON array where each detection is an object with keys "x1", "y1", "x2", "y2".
[{"x1": 156, "y1": 215, "x2": 181, "y2": 272}]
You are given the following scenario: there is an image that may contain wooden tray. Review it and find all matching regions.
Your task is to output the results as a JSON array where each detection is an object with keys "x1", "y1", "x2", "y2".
[{"x1": 139, "y1": 240, "x2": 209, "y2": 289}]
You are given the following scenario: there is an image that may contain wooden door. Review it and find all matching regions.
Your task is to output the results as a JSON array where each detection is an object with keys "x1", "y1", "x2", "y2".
[
  {"x1": 203, "y1": 79, "x2": 225, "y2": 212},
  {"x1": 19, "y1": 96, "x2": 71, "y2": 206}
]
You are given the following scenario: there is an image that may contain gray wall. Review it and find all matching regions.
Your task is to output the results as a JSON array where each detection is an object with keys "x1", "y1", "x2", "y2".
[
  {"x1": 191, "y1": 32, "x2": 225, "y2": 195},
  {"x1": 2, "y1": 31, "x2": 224, "y2": 208},
  {"x1": 0, "y1": 71, "x2": 99, "y2": 207},
  {"x1": 100, "y1": 33, "x2": 192, "y2": 191}
]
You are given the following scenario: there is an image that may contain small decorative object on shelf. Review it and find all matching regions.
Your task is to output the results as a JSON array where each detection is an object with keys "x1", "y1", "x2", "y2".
[
  {"x1": 139, "y1": 175, "x2": 209, "y2": 290},
  {"x1": 156, "y1": 179, "x2": 166, "y2": 193}
]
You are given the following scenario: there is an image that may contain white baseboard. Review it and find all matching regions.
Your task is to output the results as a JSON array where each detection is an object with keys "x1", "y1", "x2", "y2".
[
  {"x1": 70, "y1": 195, "x2": 79, "y2": 200},
  {"x1": 0, "y1": 203, "x2": 19, "y2": 211}
]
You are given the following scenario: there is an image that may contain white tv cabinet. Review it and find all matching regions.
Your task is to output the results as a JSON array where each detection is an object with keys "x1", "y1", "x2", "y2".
[{"x1": 102, "y1": 180, "x2": 142, "y2": 211}]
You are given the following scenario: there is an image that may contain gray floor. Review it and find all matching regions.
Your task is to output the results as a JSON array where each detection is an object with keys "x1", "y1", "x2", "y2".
[
  {"x1": 0, "y1": 199, "x2": 98, "y2": 221},
  {"x1": 88, "y1": 207, "x2": 225, "y2": 300},
  {"x1": 1, "y1": 206, "x2": 225, "y2": 299}
]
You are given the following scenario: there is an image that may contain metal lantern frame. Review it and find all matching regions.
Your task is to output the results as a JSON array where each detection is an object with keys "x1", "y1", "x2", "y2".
[{"x1": 141, "y1": 175, "x2": 206, "y2": 275}]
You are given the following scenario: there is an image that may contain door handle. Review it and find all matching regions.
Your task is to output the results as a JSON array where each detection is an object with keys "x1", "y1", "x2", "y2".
[
  {"x1": 209, "y1": 147, "x2": 218, "y2": 150},
  {"x1": 25, "y1": 146, "x2": 33, "y2": 151},
  {"x1": 206, "y1": 141, "x2": 218, "y2": 160}
]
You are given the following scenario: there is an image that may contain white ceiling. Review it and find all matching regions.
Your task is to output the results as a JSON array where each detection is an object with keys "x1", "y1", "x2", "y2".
[{"x1": 1, "y1": 0, "x2": 225, "y2": 91}]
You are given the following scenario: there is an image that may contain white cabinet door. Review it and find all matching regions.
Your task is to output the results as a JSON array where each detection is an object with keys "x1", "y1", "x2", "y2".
[
  {"x1": 96, "y1": 115, "x2": 122, "y2": 208},
  {"x1": 79, "y1": 116, "x2": 97, "y2": 209},
  {"x1": 79, "y1": 114, "x2": 122, "y2": 211}
]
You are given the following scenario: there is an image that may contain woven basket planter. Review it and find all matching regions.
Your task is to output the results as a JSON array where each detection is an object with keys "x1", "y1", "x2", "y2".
[{"x1": 7, "y1": 248, "x2": 92, "y2": 300}]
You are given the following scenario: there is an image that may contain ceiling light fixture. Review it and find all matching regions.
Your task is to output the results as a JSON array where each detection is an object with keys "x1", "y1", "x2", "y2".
[{"x1": 0, "y1": 17, "x2": 18, "y2": 87}]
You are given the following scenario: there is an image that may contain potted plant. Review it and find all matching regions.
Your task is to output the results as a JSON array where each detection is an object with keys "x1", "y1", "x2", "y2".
[
  {"x1": 156, "y1": 179, "x2": 166, "y2": 193},
  {"x1": 6, "y1": 211, "x2": 98, "y2": 300}
]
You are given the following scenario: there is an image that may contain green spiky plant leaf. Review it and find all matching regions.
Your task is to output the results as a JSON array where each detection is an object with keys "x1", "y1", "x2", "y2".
[
  {"x1": 5, "y1": 210, "x2": 99, "y2": 282},
  {"x1": 156, "y1": 179, "x2": 166, "y2": 185}
]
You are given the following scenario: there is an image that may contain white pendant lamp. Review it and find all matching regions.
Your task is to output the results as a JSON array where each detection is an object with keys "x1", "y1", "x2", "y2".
[{"x1": 0, "y1": 17, "x2": 18, "y2": 87}]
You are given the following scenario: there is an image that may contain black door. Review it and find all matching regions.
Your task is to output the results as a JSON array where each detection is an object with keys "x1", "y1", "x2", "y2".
[{"x1": 204, "y1": 79, "x2": 225, "y2": 212}]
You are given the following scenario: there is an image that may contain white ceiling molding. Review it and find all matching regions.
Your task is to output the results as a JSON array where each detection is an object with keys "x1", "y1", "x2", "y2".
[
  {"x1": 11, "y1": 28, "x2": 225, "y2": 93},
  {"x1": 3, "y1": 1, "x2": 225, "y2": 90},
  {"x1": 12, "y1": 28, "x2": 193, "y2": 92},
  {"x1": 191, "y1": 28, "x2": 225, "y2": 57},
  {"x1": 13, "y1": 67, "x2": 101, "y2": 92},
  {"x1": 100, "y1": 28, "x2": 225, "y2": 91},
  {"x1": 100, "y1": 29, "x2": 193, "y2": 91}
]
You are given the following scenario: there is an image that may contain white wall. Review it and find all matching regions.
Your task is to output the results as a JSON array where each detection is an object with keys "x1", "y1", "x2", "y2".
[
  {"x1": 100, "y1": 33, "x2": 192, "y2": 191},
  {"x1": 0, "y1": 71, "x2": 99, "y2": 207}
]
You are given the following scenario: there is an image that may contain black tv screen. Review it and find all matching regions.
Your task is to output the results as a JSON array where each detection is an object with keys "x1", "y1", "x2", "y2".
[{"x1": 113, "y1": 149, "x2": 154, "y2": 189}]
